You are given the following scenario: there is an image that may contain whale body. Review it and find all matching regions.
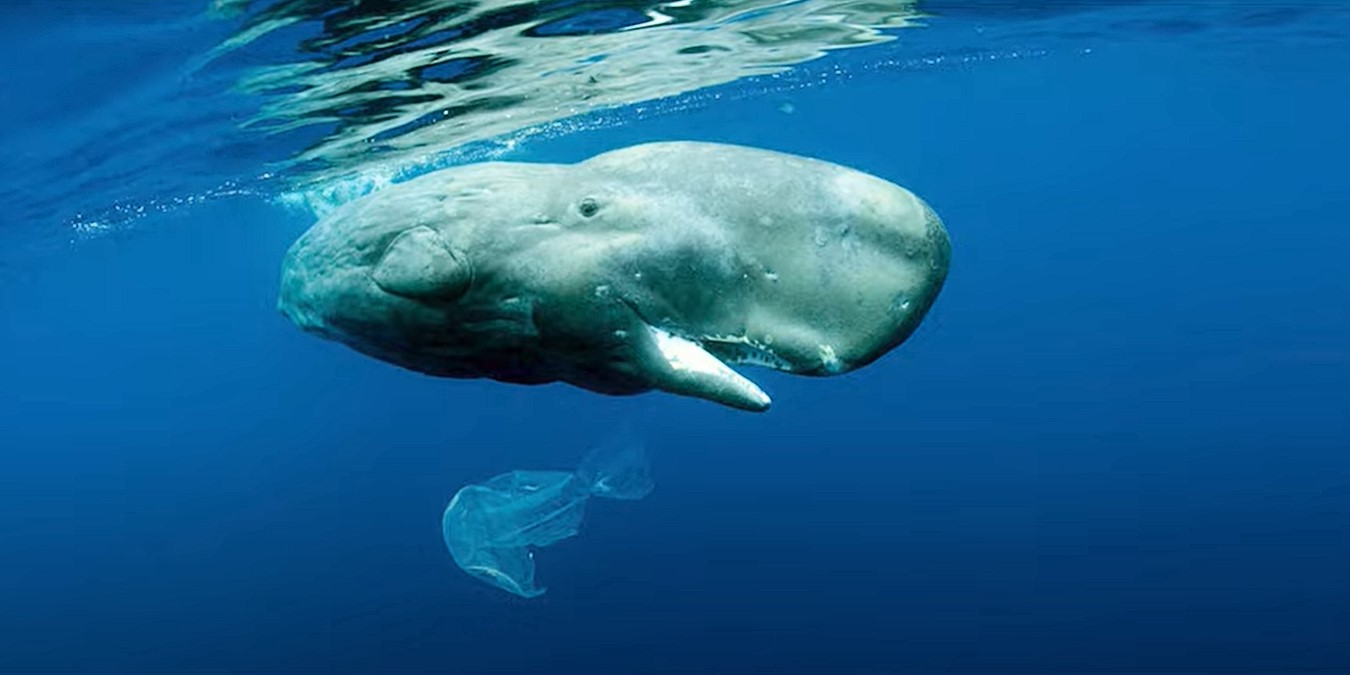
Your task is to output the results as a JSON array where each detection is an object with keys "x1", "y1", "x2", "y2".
[{"x1": 278, "y1": 141, "x2": 950, "y2": 411}]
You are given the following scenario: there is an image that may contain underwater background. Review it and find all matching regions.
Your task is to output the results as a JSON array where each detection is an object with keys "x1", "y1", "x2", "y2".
[{"x1": 1, "y1": 1, "x2": 1348, "y2": 672}]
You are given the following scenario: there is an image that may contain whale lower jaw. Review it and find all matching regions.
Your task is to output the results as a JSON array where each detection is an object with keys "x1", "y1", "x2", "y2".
[{"x1": 644, "y1": 326, "x2": 772, "y2": 412}]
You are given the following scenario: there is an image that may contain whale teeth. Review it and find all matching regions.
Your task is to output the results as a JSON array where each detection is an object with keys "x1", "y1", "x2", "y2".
[
  {"x1": 700, "y1": 334, "x2": 793, "y2": 372},
  {"x1": 643, "y1": 326, "x2": 771, "y2": 412}
]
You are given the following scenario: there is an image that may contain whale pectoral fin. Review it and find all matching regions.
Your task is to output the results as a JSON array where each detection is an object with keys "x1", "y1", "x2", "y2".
[
  {"x1": 639, "y1": 325, "x2": 771, "y2": 412},
  {"x1": 371, "y1": 226, "x2": 472, "y2": 301}
]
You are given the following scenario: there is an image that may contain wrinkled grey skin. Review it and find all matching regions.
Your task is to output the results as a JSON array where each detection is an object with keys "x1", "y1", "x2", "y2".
[{"x1": 278, "y1": 141, "x2": 950, "y2": 411}]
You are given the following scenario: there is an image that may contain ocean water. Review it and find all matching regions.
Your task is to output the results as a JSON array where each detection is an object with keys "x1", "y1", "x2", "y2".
[{"x1": 1, "y1": 1, "x2": 1348, "y2": 673}]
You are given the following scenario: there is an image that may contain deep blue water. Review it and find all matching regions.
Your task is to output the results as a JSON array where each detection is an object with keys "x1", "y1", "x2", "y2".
[{"x1": 2, "y1": 3, "x2": 1349, "y2": 673}]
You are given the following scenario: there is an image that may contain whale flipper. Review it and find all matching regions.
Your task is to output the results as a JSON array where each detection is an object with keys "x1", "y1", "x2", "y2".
[
  {"x1": 371, "y1": 226, "x2": 472, "y2": 301},
  {"x1": 640, "y1": 325, "x2": 771, "y2": 412}
]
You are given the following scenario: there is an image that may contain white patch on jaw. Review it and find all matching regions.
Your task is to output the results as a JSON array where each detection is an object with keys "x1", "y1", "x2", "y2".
[
  {"x1": 818, "y1": 344, "x2": 843, "y2": 373},
  {"x1": 649, "y1": 327, "x2": 771, "y2": 408},
  {"x1": 652, "y1": 328, "x2": 726, "y2": 374}
]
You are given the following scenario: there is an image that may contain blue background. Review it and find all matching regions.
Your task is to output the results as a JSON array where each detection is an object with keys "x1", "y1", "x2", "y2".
[{"x1": 1, "y1": 4, "x2": 1347, "y2": 673}]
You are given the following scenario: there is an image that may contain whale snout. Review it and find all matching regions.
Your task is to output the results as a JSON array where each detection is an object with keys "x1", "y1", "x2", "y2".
[{"x1": 276, "y1": 242, "x2": 338, "y2": 337}]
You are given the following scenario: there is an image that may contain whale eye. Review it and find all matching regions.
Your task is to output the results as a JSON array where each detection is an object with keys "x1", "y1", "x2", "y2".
[{"x1": 577, "y1": 197, "x2": 600, "y2": 218}]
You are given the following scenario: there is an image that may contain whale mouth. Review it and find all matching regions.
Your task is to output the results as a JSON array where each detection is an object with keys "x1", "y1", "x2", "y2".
[
  {"x1": 614, "y1": 297, "x2": 772, "y2": 411},
  {"x1": 699, "y1": 334, "x2": 794, "y2": 372},
  {"x1": 615, "y1": 296, "x2": 789, "y2": 371},
  {"x1": 645, "y1": 325, "x2": 772, "y2": 412}
]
